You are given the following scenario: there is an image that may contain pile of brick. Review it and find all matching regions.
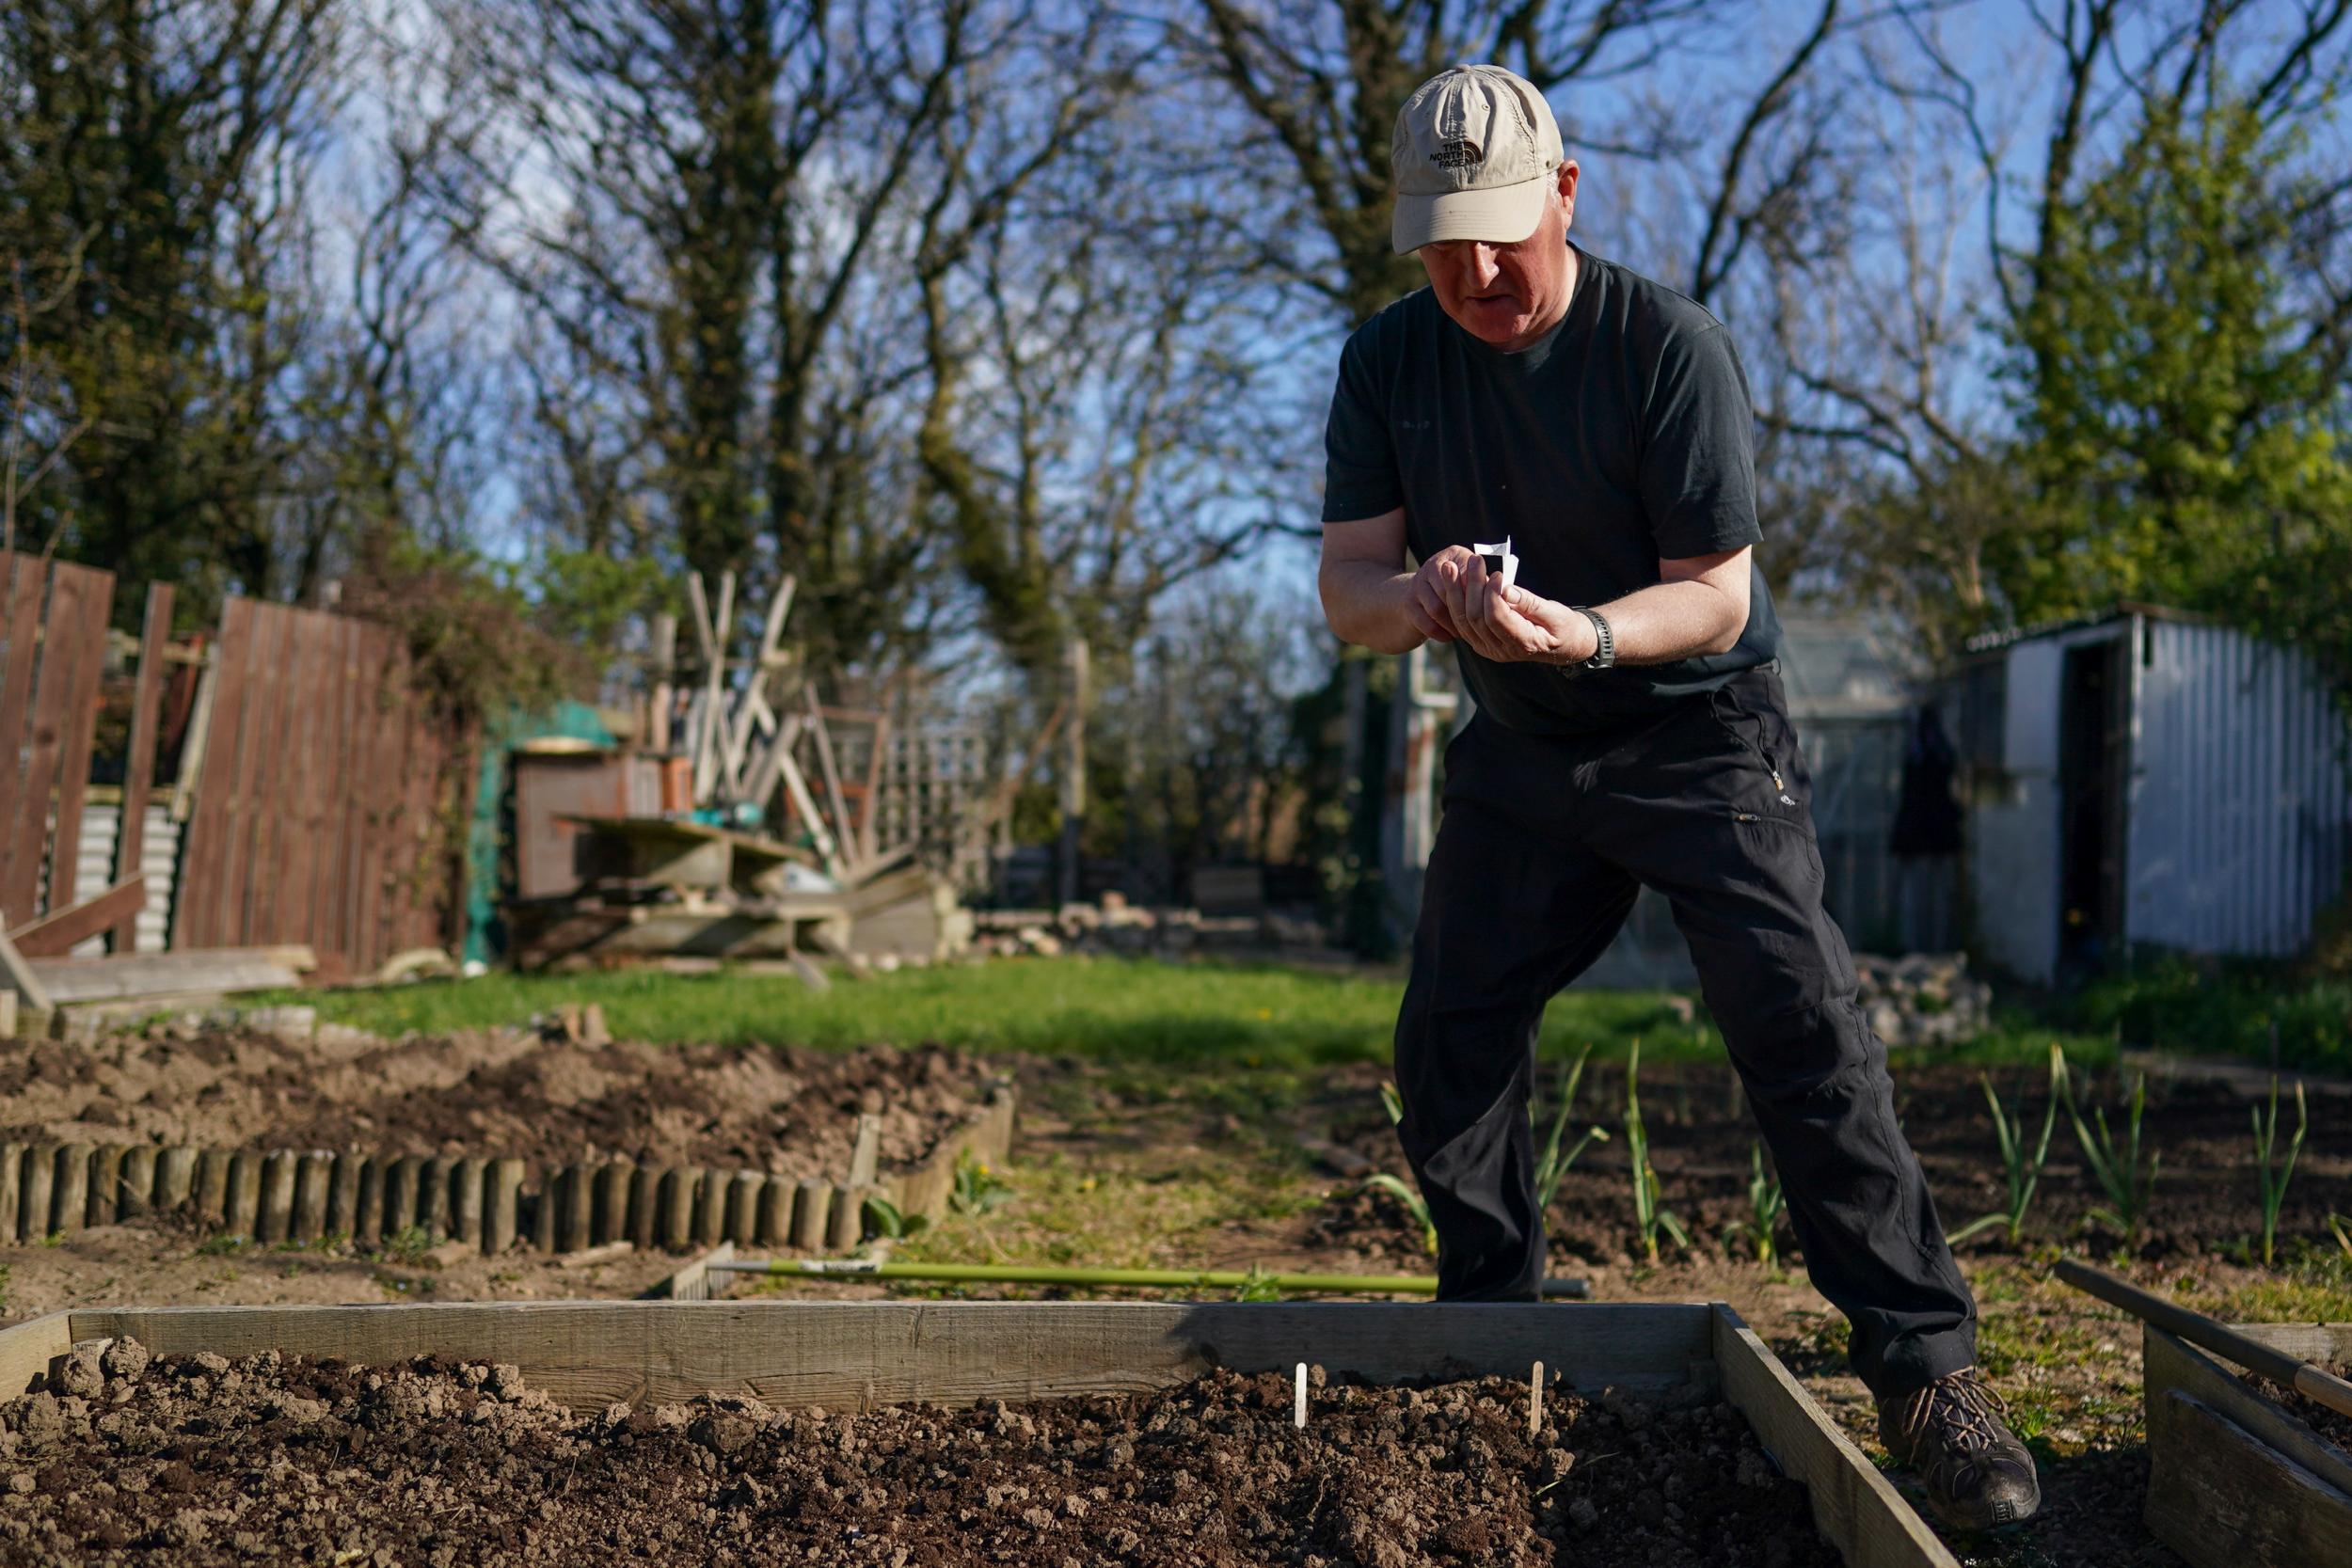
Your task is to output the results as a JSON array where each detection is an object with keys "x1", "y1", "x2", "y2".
[
  {"x1": 971, "y1": 893, "x2": 1327, "y2": 958},
  {"x1": 1853, "y1": 952, "x2": 1994, "y2": 1048}
]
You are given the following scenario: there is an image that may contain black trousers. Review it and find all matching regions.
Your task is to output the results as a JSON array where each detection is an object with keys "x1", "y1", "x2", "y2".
[{"x1": 1392, "y1": 666, "x2": 1977, "y2": 1399}]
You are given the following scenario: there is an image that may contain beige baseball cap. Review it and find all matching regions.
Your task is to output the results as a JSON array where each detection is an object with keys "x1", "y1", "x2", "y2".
[{"x1": 1391, "y1": 64, "x2": 1564, "y2": 254}]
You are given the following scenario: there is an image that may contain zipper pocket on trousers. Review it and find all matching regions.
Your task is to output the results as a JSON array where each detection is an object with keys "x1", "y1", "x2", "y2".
[{"x1": 1722, "y1": 688, "x2": 1799, "y2": 807}]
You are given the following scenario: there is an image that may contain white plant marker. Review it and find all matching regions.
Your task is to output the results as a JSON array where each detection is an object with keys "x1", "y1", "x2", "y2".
[
  {"x1": 1295, "y1": 1362, "x2": 1308, "y2": 1430},
  {"x1": 1529, "y1": 1361, "x2": 1544, "y2": 1437},
  {"x1": 1471, "y1": 535, "x2": 1520, "y2": 591}
]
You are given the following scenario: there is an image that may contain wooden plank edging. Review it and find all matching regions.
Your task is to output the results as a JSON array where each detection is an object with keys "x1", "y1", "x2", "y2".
[
  {"x1": 1709, "y1": 1304, "x2": 1959, "y2": 1568},
  {"x1": 67, "y1": 1300, "x2": 1714, "y2": 1414},
  {"x1": 2149, "y1": 1386, "x2": 2352, "y2": 1568},
  {"x1": 0, "y1": 1311, "x2": 73, "y2": 1398},
  {"x1": 2145, "y1": 1324, "x2": 2352, "y2": 1501}
]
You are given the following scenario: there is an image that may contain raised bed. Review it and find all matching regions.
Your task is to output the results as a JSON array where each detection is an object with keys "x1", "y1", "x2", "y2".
[
  {"x1": 0, "y1": 1082, "x2": 1015, "y2": 1258},
  {"x1": 0, "y1": 1299, "x2": 1956, "y2": 1567},
  {"x1": 2141, "y1": 1320, "x2": 2352, "y2": 1568}
]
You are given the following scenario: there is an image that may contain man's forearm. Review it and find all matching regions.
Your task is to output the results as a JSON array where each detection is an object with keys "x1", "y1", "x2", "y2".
[
  {"x1": 1319, "y1": 558, "x2": 1429, "y2": 654},
  {"x1": 1587, "y1": 578, "x2": 1748, "y2": 665}
]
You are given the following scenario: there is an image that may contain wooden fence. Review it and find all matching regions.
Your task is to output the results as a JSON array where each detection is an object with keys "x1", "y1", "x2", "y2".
[
  {"x1": 0, "y1": 551, "x2": 117, "y2": 930},
  {"x1": 0, "y1": 547, "x2": 468, "y2": 983},
  {"x1": 173, "y1": 597, "x2": 464, "y2": 974}
]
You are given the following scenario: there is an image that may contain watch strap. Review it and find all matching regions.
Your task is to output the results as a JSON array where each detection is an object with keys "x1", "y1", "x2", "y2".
[{"x1": 1573, "y1": 606, "x2": 1615, "y2": 671}]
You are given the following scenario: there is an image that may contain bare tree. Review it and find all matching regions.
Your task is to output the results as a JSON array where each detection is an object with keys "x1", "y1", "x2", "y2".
[
  {"x1": 904, "y1": 18, "x2": 1283, "y2": 682},
  {"x1": 0, "y1": 0, "x2": 345, "y2": 613},
  {"x1": 442, "y1": 0, "x2": 997, "y2": 671}
]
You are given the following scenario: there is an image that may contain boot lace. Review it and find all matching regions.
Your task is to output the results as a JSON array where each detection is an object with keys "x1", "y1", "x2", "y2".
[{"x1": 1902, "y1": 1368, "x2": 2011, "y2": 1454}]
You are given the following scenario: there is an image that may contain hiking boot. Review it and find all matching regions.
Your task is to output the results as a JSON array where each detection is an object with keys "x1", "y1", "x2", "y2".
[{"x1": 1876, "y1": 1366, "x2": 2041, "y2": 1530}]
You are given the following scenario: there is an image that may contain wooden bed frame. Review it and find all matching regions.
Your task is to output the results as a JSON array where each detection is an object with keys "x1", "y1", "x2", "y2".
[
  {"x1": 2141, "y1": 1321, "x2": 2352, "y2": 1568},
  {"x1": 0, "y1": 1299, "x2": 1955, "y2": 1568}
]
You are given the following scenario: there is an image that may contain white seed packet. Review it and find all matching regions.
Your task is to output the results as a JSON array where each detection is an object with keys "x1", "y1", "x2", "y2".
[{"x1": 1471, "y1": 535, "x2": 1518, "y2": 591}]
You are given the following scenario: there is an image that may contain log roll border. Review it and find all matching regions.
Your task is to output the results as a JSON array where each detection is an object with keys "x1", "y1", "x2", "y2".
[{"x1": 1, "y1": 1081, "x2": 1017, "y2": 1257}]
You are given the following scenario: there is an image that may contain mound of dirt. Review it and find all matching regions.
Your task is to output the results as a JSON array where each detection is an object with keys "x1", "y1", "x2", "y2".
[
  {"x1": 0, "y1": 1338, "x2": 1837, "y2": 1568},
  {"x1": 0, "y1": 1027, "x2": 997, "y2": 1176}
]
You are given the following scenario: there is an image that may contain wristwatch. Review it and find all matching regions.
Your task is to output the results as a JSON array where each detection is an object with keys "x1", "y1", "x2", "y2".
[{"x1": 1571, "y1": 607, "x2": 1615, "y2": 673}]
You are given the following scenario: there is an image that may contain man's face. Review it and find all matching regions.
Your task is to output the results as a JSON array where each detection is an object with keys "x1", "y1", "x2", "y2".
[{"x1": 1417, "y1": 162, "x2": 1581, "y2": 351}]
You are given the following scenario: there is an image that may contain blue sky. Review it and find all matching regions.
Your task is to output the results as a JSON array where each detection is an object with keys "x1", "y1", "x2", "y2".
[{"x1": 311, "y1": 0, "x2": 2350, "y2": 649}]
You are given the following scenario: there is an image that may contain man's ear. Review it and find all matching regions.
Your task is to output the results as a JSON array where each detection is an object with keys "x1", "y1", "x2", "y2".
[{"x1": 1557, "y1": 160, "x2": 1580, "y2": 228}]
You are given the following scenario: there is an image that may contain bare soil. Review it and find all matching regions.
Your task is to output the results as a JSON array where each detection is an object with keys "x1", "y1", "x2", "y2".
[
  {"x1": 1009, "y1": 1051, "x2": 2352, "y2": 1568},
  {"x1": 0, "y1": 1214, "x2": 687, "y2": 1317},
  {"x1": 0, "y1": 1023, "x2": 998, "y2": 1173},
  {"x1": 1297, "y1": 1058, "x2": 2352, "y2": 1269},
  {"x1": 0, "y1": 1339, "x2": 1838, "y2": 1568}
]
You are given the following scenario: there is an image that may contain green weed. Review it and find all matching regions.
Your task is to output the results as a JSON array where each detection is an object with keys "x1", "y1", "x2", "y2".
[
  {"x1": 863, "y1": 1193, "x2": 930, "y2": 1242},
  {"x1": 1360, "y1": 1173, "x2": 1437, "y2": 1256},
  {"x1": 1724, "y1": 1142, "x2": 1786, "y2": 1268},
  {"x1": 946, "y1": 1151, "x2": 1014, "y2": 1220},
  {"x1": 1232, "y1": 1263, "x2": 1286, "y2": 1303},
  {"x1": 2064, "y1": 1067, "x2": 2158, "y2": 1244},
  {"x1": 1623, "y1": 1040, "x2": 1689, "y2": 1263},
  {"x1": 1950, "y1": 1043, "x2": 2064, "y2": 1246},
  {"x1": 375, "y1": 1225, "x2": 432, "y2": 1266},
  {"x1": 2252, "y1": 1077, "x2": 2309, "y2": 1268},
  {"x1": 2066, "y1": 954, "x2": 2352, "y2": 1074},
  {"x1": 1533, "y1": 1046, "x2": 1610, "y2": 1214}
]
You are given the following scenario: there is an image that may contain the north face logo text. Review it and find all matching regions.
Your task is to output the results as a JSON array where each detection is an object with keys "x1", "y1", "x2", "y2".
[{"x1": 1430, "y1": 138, "x2": 1482, "y2": 169}]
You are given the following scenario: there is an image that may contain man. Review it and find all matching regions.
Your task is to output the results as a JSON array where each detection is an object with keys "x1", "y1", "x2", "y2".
[{"x1": 1317, "y1": 63, "x2": 2039, "y2": 1532}]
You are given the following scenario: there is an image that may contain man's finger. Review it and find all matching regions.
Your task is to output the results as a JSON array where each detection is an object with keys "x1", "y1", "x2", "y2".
[
  {"x1": 1406, "y1": 599, "x2": 1454, "y2": 642},
  {"x1": 1483, "y1": 589, "x2": 1546, "y2": 659},
  {"x1": 1411, "y1": 578, "x2": 1460, "y2": 639},
  {"x1": 1449, "y1": 554, "x2": 1489, "y2": 629},
  {"x1": 1463, "y1": 614, "x2": 1514, "y2": 662}
]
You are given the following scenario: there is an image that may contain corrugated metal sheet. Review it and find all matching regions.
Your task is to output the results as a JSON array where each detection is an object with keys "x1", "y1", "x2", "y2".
[
  {"x1": 1775, "y1": 621, "x2": 1915, "y2": 951},
  {"x1": 49, "y1": 804, "x2": 182, "y2": 957},
  {"x1": 2127, "y1": 617, "x2": 2351, "y2": 957}
]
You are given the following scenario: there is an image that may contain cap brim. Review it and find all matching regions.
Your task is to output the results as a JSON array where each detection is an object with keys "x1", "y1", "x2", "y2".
[{"x1": 1391, "y1": 173, "x2": 1553, "y2": 255}]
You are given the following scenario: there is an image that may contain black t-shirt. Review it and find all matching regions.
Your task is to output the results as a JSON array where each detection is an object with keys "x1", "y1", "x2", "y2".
[{"x1": 1321, "y1": 243, "x2": 1783, "y2": 735}]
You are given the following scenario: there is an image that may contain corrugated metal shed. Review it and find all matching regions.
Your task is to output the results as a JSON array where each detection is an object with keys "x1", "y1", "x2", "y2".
[
  {"x1": 2128, "y1": 616, "x2": 2349, "y2": 956},
  {"x1": 1963, "y1": 607, "x2": 2350, "y2": 981}
]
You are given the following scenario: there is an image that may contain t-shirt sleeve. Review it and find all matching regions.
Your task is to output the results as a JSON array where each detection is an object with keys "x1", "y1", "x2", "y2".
[
  {"x1": 1321, "y1": 331, "x2": 1403, "y2": 524},
  {"x1": 1638, "y1": 324, "x2": 1760, "y2": 558}
]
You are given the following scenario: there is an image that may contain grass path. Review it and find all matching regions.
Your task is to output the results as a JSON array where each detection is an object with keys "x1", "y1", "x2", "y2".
[{"x1": 279, "y1": 955, "x2": 2111, "y2": 1076}]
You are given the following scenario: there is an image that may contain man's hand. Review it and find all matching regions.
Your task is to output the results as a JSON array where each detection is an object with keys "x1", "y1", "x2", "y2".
[
  {"x1": 1405, "y1": 546, "x2": 1471, "y2": 643},
  {"x1": 1431, "y1": 550, "x2": 1598, "y2": 665}
]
